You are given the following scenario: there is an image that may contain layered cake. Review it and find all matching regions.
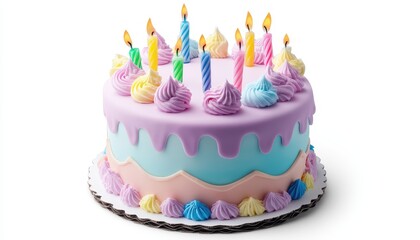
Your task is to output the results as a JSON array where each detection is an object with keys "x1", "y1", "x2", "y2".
[{"x1": 98, "y1": 6, "x2": 318, "y2": 222}]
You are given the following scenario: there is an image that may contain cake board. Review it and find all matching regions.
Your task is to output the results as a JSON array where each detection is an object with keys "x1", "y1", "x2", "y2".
[{"x1": 88, "y1": 153, "x2": 327, "y2": 233}]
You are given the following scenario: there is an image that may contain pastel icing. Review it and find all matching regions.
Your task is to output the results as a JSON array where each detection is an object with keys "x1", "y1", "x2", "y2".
[
  {"x1": 189, "y1": 39, "x2": 199, "y2": 59},
  {"x1": 109, "y1": 54, "x2": 128, "y2": 76},
  {"x1": 99, "y1": 159, "x2": 110, "y2": 182},
  {"x1": 140, "y1": 194, "x2": 161, "y2": 213},
  {"x1": 183, "y1": 200, "x2": 211, "y2": 221},
  {"x1": 273, "y1": 47, "x2": 305, "y2": 75},
  {"x1": 278, "y1": 60, "x2": 307, "y2": 84},
  {"x1": 211, "y1": 200, "x2": 239, "y2": 220},
  {"x1": 241, "y1": 75, "x2": 278, "y2": 108},
  {"x1": 203, "y1": 81, "x2": 241, "y2": 115},
  {"x1": 154, "y1": 76, "x2": 192, "y2": 113},
  {"x1": 112, "y1": 60, "x2": 145, "y2": 96},
  {"x1": 265, "y1": 66, "x2": 303, "y2": 95},
  {"x1": 103, "y1": 170, "x2": 124, "y2": 195},
  {"x1": 120, "y1": 184, "x2": 141, "y2": 207},
  {"x1": 160, "y1": 198, "x2": 184, "y2": 218},
  {"x1": 232, "y1": 38, "x2": 264, "y2": 65},
  {"x1": 206, "y1": 28, "x2": 229, "y2": 58},
  {"x1": 263, "y1": 191, "x2": 291, "y2": 212},
  {"x1": 131, "y1": 70, "x2": 162, "y2": 103},
  {"x1": 238, "y1": 197, "x2": 265, "y2": 217},
  {"x1": 287, "y1": 179, "x2": 307, "y2": 200},
  {"x1": 306, "y1": 150, "x2": 318, "y2": 180},
  {"x1": 301, "y1": 172, "x2": 314, "y2": 190},
  {"x1": 141, "y1": 32, "x2": 173, "y2": 66}
]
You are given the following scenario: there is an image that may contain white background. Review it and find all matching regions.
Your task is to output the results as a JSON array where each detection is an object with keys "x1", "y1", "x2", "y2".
[{"x1": 1, "y1": 0, "x2": 420, "y2": 239}]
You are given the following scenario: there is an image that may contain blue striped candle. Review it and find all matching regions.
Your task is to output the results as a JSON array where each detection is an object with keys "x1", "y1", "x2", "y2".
[
  {"x1": 199, "y1": 35, "x2": 211, "y2": 92},
  {"x1": 180, "y1": 4, "x2": 190, "y2": 63}
]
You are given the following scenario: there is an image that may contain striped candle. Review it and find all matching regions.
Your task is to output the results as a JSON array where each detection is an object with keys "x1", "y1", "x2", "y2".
[
  {"x1": 180, "y1": 4, "x2": 190, "y2": 63},
  {"x1": 199, "y1": 35, "x2": 211, "y2": 92},
  {"x1": 233, "y1": 29, "x2": 244, "y2": 92},
  {"x1": 262, "y1": 13, "x2": 273, "y2": 66}
]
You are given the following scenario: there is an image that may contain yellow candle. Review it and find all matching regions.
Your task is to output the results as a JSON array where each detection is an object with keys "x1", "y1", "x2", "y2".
[
  {"x1": 147, "y1": 18, "x2": 158, "y2": 71},
  {"x1": 245, "y1": 12, "x2": 254, "y2": 67}
]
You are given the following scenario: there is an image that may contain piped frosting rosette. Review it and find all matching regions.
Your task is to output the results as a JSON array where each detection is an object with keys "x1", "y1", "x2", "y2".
[
  {"x1": 130, "y1": 70, "x2": 162, "y2": 103},
  {"x1": 273, "y1": 47, "x2": 306, "y2": 75},
  {"x1": 206, "y1": 28, "x2": 229, "y2": 58},
  {"x1": 109, "y1": 54, "x2": 128, "y2": 76},
  {"x1": 189, "y1": 39, "x2": 199, "y2": 59},
  {"x1": 278, "y1": 60, "x2": 307, "y2": 83},
  {"x1": 231, "y1": 38, "x2": 265, "y2": 65},
  {"x1": 141, "y1": 32, "x2": 173, "y2": 65},
  {"x1": 265, "y1": 66, "x2": 303, "y2": 102},
  {"x1": 241, "y1": 75, "x2": 278, "y2": 108},
  {"x1": 111, "y1": 59, "x2": 145, "y2": 96},
  {"x1": 154, "y1": 76, "x2": 192, "y2": 113},
  {"x1": 203, "y1": 80, "x2": 241, "y2": 115}
]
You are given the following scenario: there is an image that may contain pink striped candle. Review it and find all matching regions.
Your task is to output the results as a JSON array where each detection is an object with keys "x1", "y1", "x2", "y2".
[
  {"x1": 262, "y1": 13, "x2": 273, "y2": 66},
  {"x1": 233, "y1": 29, "x2": 244, "y2": 92}
]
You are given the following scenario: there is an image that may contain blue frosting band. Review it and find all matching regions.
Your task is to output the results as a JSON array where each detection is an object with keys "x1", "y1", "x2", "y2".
[
  {"x1": 183, "y1": 200, "x2": 211, "y2": 221},
  {"x1": 241, "y1": 75, "x2": 278, "y2": 108},
  {"x1": 287, "y1": 179, "x2": 307, "y2": 200}
]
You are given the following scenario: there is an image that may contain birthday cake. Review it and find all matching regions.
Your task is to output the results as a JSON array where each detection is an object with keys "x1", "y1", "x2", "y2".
[{"x1": 98, "y1": 6, "x2": 318, "y2": 222}]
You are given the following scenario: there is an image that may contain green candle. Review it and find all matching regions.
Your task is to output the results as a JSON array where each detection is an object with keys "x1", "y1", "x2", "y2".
[
  {"x1": 124, "y1": 30, "x2": 142, "y2": 69},
  {"x1": 173, "y1": 38, "x2": 183, "y2": 83}
]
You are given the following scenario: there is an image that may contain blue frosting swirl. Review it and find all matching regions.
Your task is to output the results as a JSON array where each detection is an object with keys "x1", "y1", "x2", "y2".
[
  {"x1": 189, "y1": 39, "x2": 199, "y2": 59},
  {"x1": 287, "y1": 179, "x2": 307, "y2": 200},
  {"x1": 183, "y1": 200, "x2": 211, "y2": 221},
  {"x1": 310, "y1": 144, "x2": 315, "y2": 151},
  {"x1": 241, "y1": 75, "x2": 278, "y2": 108}
]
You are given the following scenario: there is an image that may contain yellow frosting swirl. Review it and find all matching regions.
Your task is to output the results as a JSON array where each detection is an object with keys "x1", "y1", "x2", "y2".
[
  {"x1": 131, "y1": 70, "x2": 162, "y2": 103},
  {"x1": 206, "y1": 28, "x2": 229, "y2": 58},
  {"x1": 273, "y1": 47, "x2": 305, "y2": 75},
  {"x1": 238, "y1": 197, "x2": 265, "y2": 217},
  {"x1": 139, "y1": 194, "x2": 161, "y2": 213},
  {"x1": 302, "y1": 172, "x2": 314, "y2": 190},
  {"x1": 109, "y1": 54, "x2": 128, "y2": 76}
]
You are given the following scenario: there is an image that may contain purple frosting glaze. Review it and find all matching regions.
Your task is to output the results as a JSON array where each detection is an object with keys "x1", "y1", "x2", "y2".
[
  {"x1": 306, "y1": 150, "x2": 318, "y2": 180},
  {"x1": 211, "y1": 200, "x2": 239, "y2": 220},
  {"x1": 278, "y1": 61, "x2": 308, "y2": 83},
  {"x1": 103, "y1": 170, "x2": 124, "y2": 195},
  {"x1": 265, "y1": 66, "x2": 303, "y2": 93},
  {"x1": 120, "y1": 184, "x2": 141, "y2": 207},
  {"x1": 154, "y1": 76, "x2": 192, "y2": 113},
  {"x1": 160, "y1": 198, "x2": 184, "y2": 218},
  {"x1": 263, "y1": 191, "x2": 292, "y2": 212},
  {"x1": 111, "y1": 60, "x2": 145, "y2": 96},
  {"x1": 141, "y1": 32, "x2": 173, "y2": 66},
  {"x1": 203, "y1": 81, "x2": 241, "y2": 115}
]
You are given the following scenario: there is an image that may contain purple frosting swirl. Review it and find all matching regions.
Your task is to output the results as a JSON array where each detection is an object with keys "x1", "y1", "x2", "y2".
[
  {"x1": 265, "y1": 66, "x2": 303, "y2": 94},
  {"x1": 154, "y1": 76, "x2": 192, "y2": 113},
  {"x1": 99, "y1": 160, "x2": 110, "y2": 182},
  {"x1": 103, "y1": 170, "x2": 124, "y2": 195},
  {"x1": 161, "y1": 198, "x2": 184, "y2": 218},
  {"x1": 263, "y1": 191, "x2": 292, "y2": 212},
  {"x1": 306, "y1": 150, "x2": 318, "y2": 181},
  {"x1": 211, "y1": 200, "x2": 239, "y2": 220},
  {"x1": 120, "y1": 184, "x2": 141, "y2": 207},
  {"x1": 203, "y1": 81, "x2": 241, "y2": 115},
  {"x1": 278, "y1": 60, "x2": 307, "y2": 84},
  {"x1": 141, "y1": 32, "x2": 173, "y2": 66},
  {"x1": 111, "y1": 60, "x2": 145, "y2": 96}
]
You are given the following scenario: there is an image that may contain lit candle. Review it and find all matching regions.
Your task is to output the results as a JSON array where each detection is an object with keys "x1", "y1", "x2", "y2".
[
  {"x1": 124, "y1": 30, "x2": 142, "y2": 69},
  {"x1": 233, "y1": 29, "x2": 244, "y2": 92},
  {"x1": 245, "y1": 11, "x2": 254, "y2": 67},
  {"x1": 147, "y1": 18, "x2": 158, "y2": 71},
  {"x1": 199, "y1": 35, "x2": 211, "y2": 92},
  {"x1": 172, "y1": 38, "x2": 184, "y2": 83},
  {"x1": 262, "y1": 13, "x2": 273, "y2": 66},
  {"x1": 180, "y1": 4, "x2": 190, "y2": 63}
]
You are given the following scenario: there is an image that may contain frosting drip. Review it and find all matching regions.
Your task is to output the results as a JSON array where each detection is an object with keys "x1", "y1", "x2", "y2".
[
  {"x1": 154, "y1": 76, "x2": 192, "y2": 113},
  {"x1": 183, "y1": 200, "x2": 211, "y2": 221},
  {"x1": 160, "y1": 198, "x2": 184, "y2": 218},
  {"x1": 287, "y1": 179, "x2": 307, "y2": 200},
  {"x1": 140, "y1": 194, "x2": 161, "y2": 213},
  {"x1": 120, "y1": 184, "x2": 141, "y2": 207},
  {"x1": 301, "y1": 172, "x2": 314, "y2": 190},
  {"x1": 211, "y1": 200, "x2": 239, "y2": 220},
  {"x1": 273, "y1": 47, "x2": 305, "y2": 75},
  {"x1": 241, "y1": 75, "x2": 278, "y2": 108},
  {"x1": 203, "y1": 81, "x2": 241, "y2": 115},
  {"x1": 111, "y1": 60, "x2": 145, "y2": 96},
  {"x1": 206, "y1": 28, "x2": 229, "y2": 58},
  {"x1": 263, "y1": 191, "x2": 291, "y2": 212},
  {"x1": 109, "y1": 54, "x2": 128, "y2": 76},
  {"x1": 131, "y1": 70, "x2": 162, "y2": 103},
  {"x1": 238, "y1": 197, "x2": 265, "y2": 217},
  {"x1": 232, "y1": 38, "x2": 264, "y2": 65}
]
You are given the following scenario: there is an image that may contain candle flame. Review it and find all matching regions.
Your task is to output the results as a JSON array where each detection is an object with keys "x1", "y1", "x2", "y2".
[
  {"x1": 283, "y1": 34, "x2": 289, "y2": 47},
  {"x1": 235, "y1": 28, "x2": 243, "y2": 49},
  {"x1": 199, "y1": 35, "x2": 206, "y2": 52},
  {"x1": 175, "y1": 37, "x2": 182, "y2": 56},
  {"x1": 147, "y1": 18, "x2": 156, "y2": 36},
  {"x1": 245, "y1": 11, "x2": 253, "y2": 31},
  {"x1": 124, "y1": 30, "x2": 132, "y2": 48},
  {"x1": 181, "y1": 4, "x2": 188, "y2": 20},
  {"x1": 263, "y1": 13, "x2": 271, "y2": 33}
]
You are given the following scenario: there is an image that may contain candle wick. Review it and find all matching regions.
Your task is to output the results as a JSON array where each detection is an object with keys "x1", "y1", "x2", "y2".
[
  {"x1": 129, "y1": 42, "x2": 133, "y2": 49},
  {"x1": 176, "y1": 48, "x2": 179, "y2": 56},
  {"x1": 246, "y1": 24, "x2": 250, "y2": 32},
  {"x1": 264, "y1": 26, "x2": 267, "y2": 33},
  {"x1": 239, "y1": 42, "x2": 242, "y2": 50},
  {"x1": 184, "y1": 15, "x2": 186, "y2": 21},
  {"x1": 202, "y1": 44, "x2": 206, "y2": 52}
]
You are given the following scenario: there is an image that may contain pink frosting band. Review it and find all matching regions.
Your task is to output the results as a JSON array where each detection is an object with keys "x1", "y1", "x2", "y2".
[
  {"x1": 111, "y1": 60, "x2": 145, "y2": 96},
  {"x1": 203, "y1": 81, "x2": 241, "y2": 115},
  {"x1": 154, "y1": 76, "x2": 192, "y2": 113}
]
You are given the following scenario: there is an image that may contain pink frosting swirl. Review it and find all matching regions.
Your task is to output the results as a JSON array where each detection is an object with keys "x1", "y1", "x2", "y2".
[
  {"x1": 154, "y1": 76, "x2": 192, "y2": 113},
  {"x1": 160, "y1": 198, "x2": 184, "y2": 218},
  {"x1": 306, "y1": 150, "x2": 318, "y2": 181},
  {"x1": 203, "y1": 81, "x2": 241, "y2": 115},
  {"x1": 111, "y1": 60, "x2": 145, "y2": 96},
  {"x1": 141, "y1": 32, "x2": 173, "y2": 66},
  {"x1": 120, "y1": 184, "x2": 141, "y2": 207},
  {"x1": 263, "y1": 191, "x2": 291, "y2": 212},
  {"x1": 265, "y1": 66, "x2": 299, "y2": 101},
  {"x1": 211, "y1": 200, "x2": 239, "y2": 220},
  {"x1": 232, "y1": 38, "x2": 265, "y2": 65}
]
